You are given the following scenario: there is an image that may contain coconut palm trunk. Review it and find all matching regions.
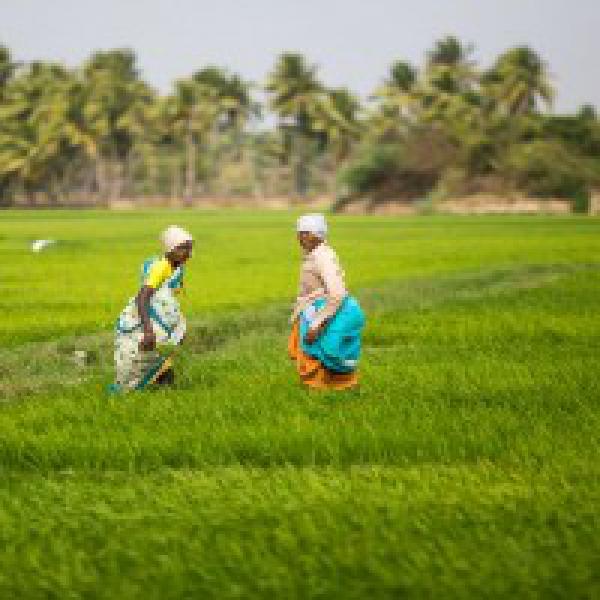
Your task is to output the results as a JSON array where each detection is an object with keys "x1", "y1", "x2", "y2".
[{"x1": 184, "y1": 129, "x2": 196, "y2": 205}]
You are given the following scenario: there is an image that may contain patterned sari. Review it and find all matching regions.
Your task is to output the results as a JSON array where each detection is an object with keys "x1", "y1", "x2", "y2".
[{"x1": 112, "y1": 258, "x2": 186, "y2": 392}]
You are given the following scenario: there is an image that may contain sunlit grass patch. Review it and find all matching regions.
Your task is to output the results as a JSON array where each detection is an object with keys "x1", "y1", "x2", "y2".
[{"x1": 1, "y1": 211, "x2": 599, "y2": 597}]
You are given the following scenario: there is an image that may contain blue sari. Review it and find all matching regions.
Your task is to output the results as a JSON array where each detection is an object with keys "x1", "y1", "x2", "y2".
[{"x1": 299, "y1": 296, "x2": 365, "y2": 374}]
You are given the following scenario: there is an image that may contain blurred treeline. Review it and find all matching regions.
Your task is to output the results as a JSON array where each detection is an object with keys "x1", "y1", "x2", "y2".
[{"x1": 0, "y1": 36, "x2": 599, "y2": 208}]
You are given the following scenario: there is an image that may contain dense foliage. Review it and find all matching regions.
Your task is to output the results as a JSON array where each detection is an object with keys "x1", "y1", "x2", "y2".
[{"x1": 0, "y1": 37, "x2": 598, "y2": 206}]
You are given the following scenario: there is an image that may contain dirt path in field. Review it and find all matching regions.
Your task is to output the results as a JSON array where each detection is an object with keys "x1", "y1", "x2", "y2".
[{"x1": 0, "y1": 263, "x2": 593, "y2": 402}]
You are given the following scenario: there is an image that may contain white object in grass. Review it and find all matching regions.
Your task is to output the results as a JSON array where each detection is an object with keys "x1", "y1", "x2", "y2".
[
  {"x1": 72, "y1": 350, "x2": 89, "y2": 367},
  {"x1": 170, "y1": 321, "x2": 186, "y2": 345},
  {"x1": 31, "y1": 239, "x2": 55, "y2": 253}
]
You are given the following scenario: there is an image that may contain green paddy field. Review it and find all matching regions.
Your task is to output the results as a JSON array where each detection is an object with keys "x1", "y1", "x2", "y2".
[{"x1": 1, "y1": 210, "x2": 599, "y2": 598}]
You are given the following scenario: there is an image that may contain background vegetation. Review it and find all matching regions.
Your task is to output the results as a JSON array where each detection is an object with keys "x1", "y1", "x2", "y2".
[{"x1": 1, "y1": 37, "x2": 599, "y2": 208}]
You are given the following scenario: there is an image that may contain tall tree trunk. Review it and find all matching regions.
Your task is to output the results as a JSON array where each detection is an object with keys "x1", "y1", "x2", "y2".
[
  {"x1": 109, "y1": 157, "x2": 124, "y2": 203},
  {"x1": 171, "y1": 154, "x2": 183, "y2": 201},
  {"x1": 0, "y1": 179, "x2": 8, "y2": 207},
  {"x1": 123, "y1": 150, "x2": 135, "y2": 200},
  {"x1": 23, "y1": 181, "x2": 36, "y2": 207},
  {"x1": 184, "y1": 131, "x2": 196, "y2": 206},
  {"x1": 84, "y1": 164, "x2": 96, "y2": 202},
  {"x1": 95, "y1": 157, "x2": 109, "y2": 206},
  {"x1": 294, "y1": 133, "x2": 310, "y2": 197},
  {"x1": 48, "y1": 172, "x2": 60, "y2": 205},
  {"x1": 295, "y1": 160, "x2": 309, "y2": 197}
]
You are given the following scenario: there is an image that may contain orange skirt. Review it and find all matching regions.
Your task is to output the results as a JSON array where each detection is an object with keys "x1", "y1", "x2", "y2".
[{"x1": 288, "y1": 320, "x2": 358, "y2": 390}]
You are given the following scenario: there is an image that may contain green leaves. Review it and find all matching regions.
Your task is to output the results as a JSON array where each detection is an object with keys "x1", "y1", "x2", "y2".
[
  {"x1": 483, "y1": 46, "x2": 554, "y2": 116},
  {"x1": 82, "y1": 50, "x2": 154, "y2": 158},
  {"x1": 0, "y1": 62, "x2": 83, "y2": 190},
  {"x1": 0, "y1": 40, "x2": 596, "y2": 205}
]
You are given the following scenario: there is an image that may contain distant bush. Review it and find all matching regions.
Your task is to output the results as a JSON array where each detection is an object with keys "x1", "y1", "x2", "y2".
[
  {"x1": 338, "y1": 144, "x2": 401, "y2": 195},
  {"x1": 338, "y1": 140, "x2": 440, "y2": 204},
  {"x1": 571, "y1": 190, "x2": 590, "y2": 214},
  {"x1": 500, "y1": 140, "x2": 599, "y2": 199},
  {"x1": 541, "y1": 114, "x2": 600, "y2": 157}
]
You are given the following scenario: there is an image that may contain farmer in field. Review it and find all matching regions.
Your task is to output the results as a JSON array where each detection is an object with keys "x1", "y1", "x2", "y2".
[
  {"x1": 288, "y1": 214, "x2": 365, "y2": 390},
  {"x1": 111, "y1": 226, "x2": 193, "y2": 393}
]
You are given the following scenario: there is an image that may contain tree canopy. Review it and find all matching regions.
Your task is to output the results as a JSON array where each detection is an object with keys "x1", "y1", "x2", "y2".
[{"x1": 0, "y1": 38, "x2": 597, "y2": 207}]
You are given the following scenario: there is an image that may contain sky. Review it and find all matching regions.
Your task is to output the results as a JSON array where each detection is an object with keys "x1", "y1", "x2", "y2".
[{"x1": 1, "y1": 0, "x2": 599, "y2": 113}]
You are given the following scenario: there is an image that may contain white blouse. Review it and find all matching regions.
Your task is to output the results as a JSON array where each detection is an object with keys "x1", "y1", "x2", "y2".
[{"x1": 291, "y1": 242, "x2": 348, "y2": 330}]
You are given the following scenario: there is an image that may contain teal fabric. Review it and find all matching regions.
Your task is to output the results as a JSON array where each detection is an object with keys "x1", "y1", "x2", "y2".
[
  {"x1": 300, "y1": 296, "x2": 365, "y2": 373},
  {"x1": 135, "y1": 354, "x2": 171, "y2": 390}
]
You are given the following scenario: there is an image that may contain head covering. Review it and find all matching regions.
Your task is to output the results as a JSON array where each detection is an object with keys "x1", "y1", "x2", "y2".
[
  {"x1": 161, "y1": 225, "x2": 193, "y2": 254},
  {"x1": 296, "y1": 214, "x2": 328, "y2": 239}
]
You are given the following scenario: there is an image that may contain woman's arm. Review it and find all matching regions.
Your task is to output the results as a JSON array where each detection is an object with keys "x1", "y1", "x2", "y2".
[
  {"x1": 136, "y1": 285, "x2": 157, "y2": 350},
  {"x1": 137, "y1": 258, "x2": 174, "y2": 350}
]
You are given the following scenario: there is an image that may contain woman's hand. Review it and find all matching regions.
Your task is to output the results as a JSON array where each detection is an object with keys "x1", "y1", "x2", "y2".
[
  {"x1": 136, "y1": 286, "x2": 157, "y2": 351},
  {"x1": 305, "y1": 323, "x2": 325, "y2": 344},
  {"x1": 139, "y1": 327, "x2": 156, "y2": 351}
]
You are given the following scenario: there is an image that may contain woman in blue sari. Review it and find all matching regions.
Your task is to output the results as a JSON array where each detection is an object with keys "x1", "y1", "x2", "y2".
[{"x1": 288, "y1": 214, "x2": 365, "y2": 390}]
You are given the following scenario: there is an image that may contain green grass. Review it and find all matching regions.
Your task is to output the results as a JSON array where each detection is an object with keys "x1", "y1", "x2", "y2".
[{"x1": 1, "y1": 210, "x2": 599, "y2": 598}]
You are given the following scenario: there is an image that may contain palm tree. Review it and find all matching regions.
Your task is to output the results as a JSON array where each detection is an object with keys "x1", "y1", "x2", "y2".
[
  {"x1": 428, "y1": 36, "x2": 470, "y2": 67},
  {"x1": 389, "y1": 61, "x2": 418, "y2": 92},
  {"x1": 482, "y1": 46, "x2": 554, "y2": 116},
  {"x1": 193, "y1": 67, "x2": 257, "y2": 131},
  {"x1": 0, "y1": 45, "x2": 16, "y2": 91},
  {"x1": 578, "y1": 104, "x2": 597, "y2": 122},
  {"x1": 426, "y1": 36, "x2": 476, "y2": 93},
  {"x1": 418, "y1": 36, "x2": 484, "y2": 152},
  {"x1": 163, "y1": 78, "x2": 222, "y2": 202},
  {"x1": 266, "y1": 52, "x2": 325, "y2": 195},
  {"x1": 371, "y1": 61, "x2": 419, "y2": 138},
  {"x1": 266, "y1": 53, "x2": 322, "y2": 131},
  {"x1": 423, "y1": 36, "x2": 478, "y2": 118},
  {"x1": 193, "y1": 67, "x2": 258, "y2": 178},
  {"x1": 0, "y1": 62, "x2": 87, "y2": 204},
  {"x1": 81, "y1": 49, "x2": 154, "y2": 201},
  {"x1": 0, "y1": 45, "x2": 17, "y2": 202},
  {"x1": 320, "y1": 87, "x2": 362, "y2": 165},
  {"x1": 307, "y1": 87, "x2": 363, "y2": 194}
]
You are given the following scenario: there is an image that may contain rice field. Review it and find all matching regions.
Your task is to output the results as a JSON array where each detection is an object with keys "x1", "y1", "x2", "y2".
[{"x1": 1, "y1": 209, "x2": 599, "y2": 598}]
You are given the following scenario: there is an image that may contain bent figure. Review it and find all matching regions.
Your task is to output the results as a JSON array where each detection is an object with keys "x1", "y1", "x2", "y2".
[
  {"x1": 112, "y1": 226, "x2": 193, "y2": 392},
  {"x1": 288, "y1": 213, "x2": 364, "y2": 390}
]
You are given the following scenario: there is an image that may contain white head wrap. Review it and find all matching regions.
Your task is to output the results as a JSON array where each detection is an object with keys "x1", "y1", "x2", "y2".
[
  {"x1": 296, "y1": 213, "x2": 328, "y2": 239},
  {"x1": 161, "y1": 225, "x2": 193, "y2": 254}
]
